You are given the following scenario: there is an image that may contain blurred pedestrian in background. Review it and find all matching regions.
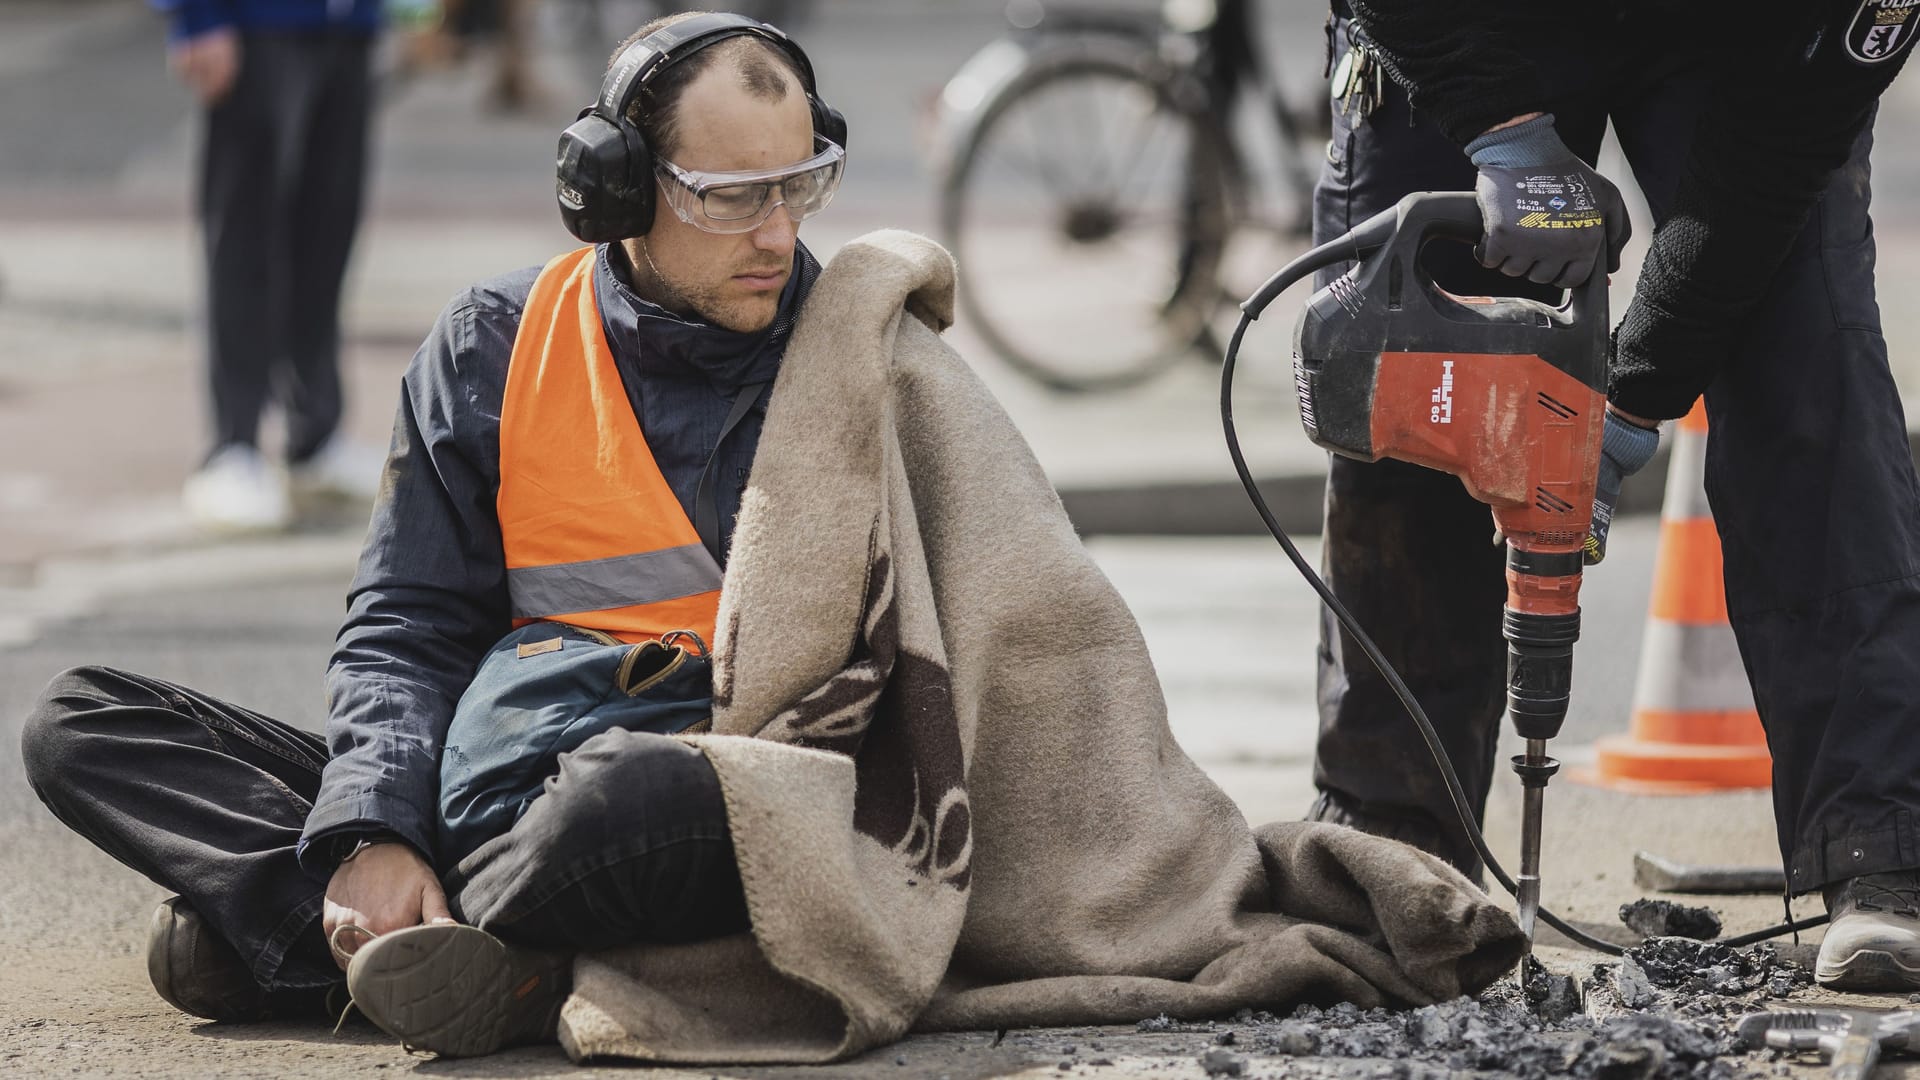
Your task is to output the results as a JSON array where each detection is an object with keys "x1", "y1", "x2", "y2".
[
  {"x1": 388, "y1": 0, "x2": 812, "y2": 115},
  {"x1": 156, "y1": 0, "x2": 388, "y2": 533},
  {"x1": 392, "y1": 0, "x2": 542, "y2": 112}
]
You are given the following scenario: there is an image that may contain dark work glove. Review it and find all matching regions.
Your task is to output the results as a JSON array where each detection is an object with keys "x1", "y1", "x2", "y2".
[
  {"x1": 1466, "y1": 114, "x2": 1630, "y2": 290},
  {"x1": 1584, "y1": 408, "x2": 1660, "y2": 565}
]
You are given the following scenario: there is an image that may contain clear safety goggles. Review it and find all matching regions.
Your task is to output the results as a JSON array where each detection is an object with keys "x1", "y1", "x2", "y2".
[{"x1": 655, "y1": 137, "x2": 845, "y2": 234}]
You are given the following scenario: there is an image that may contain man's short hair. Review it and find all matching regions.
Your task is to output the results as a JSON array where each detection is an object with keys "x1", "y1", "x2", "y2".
[{"x1": 610, "y1": 12, "x2": 809, "y2": 161}]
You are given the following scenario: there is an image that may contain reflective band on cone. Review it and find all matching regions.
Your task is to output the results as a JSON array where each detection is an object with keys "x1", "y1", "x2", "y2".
[{"x1": 1577, "y1": 401, "x2": 1772, "y2": 793}]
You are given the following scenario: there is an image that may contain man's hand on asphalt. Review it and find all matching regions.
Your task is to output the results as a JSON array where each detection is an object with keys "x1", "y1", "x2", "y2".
[
  {"x1": 1466, "y1": 113, "x2": 1630, "y2": 290},
  {"x1": 1585, "y1": 405, "x2": 1661, "y2": 565},
  {"x1": 167, "y1": 26, "x2": 240, "y2": 105},
  {"x1": 322, "y1": 840, "x2": 454, "y2": 970}
]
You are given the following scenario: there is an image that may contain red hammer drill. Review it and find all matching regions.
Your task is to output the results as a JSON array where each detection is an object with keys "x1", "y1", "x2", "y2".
[{"x1": 1232, "y1": 191, "x2": 1608, "y2": 943}]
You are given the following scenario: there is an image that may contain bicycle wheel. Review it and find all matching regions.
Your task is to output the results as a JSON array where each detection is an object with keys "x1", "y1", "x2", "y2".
[{"x1": 939, "y1": 47, "x2": 1236, "y2": 393}]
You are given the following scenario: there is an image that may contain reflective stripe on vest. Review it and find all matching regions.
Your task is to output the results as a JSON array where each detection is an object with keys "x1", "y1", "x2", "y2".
[{"x1": 496, "y1": 248, "x2": 722, "y2": 644}]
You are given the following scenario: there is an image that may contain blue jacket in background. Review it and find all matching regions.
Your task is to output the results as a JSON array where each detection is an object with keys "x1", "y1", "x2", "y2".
[{"x1": 149, "y1": 0, "x2": 381, "y2": 42}]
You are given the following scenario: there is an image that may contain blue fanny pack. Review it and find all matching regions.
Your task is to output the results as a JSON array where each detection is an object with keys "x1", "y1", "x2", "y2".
[{"x1": 437, "y1": 621, "x2": 713, "y2": 871}]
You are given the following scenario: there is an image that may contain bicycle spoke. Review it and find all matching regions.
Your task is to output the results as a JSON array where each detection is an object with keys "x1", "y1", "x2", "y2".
[
  {"x1": 1015, "y1": 90, "x2": 1088, "y2": 203},
  {"x1": 1106, "y1": 98, "x2": 1184, "y2": 213},
  {"x1": 1048, "y1": 76, "x2": 1110, "y2": 194},
  {"x1": 1071, "y1": 76, "x2": 1119, "y2": 196}
]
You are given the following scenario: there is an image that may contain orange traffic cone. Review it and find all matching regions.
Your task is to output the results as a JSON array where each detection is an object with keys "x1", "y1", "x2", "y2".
[{"x1": 1582, "y1": 401, "x2": 1773, "y2": 793}]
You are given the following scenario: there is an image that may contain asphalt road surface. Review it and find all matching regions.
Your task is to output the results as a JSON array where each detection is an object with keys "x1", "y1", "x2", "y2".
[{"x1": 4, "y1": 1, "x2": 1918, "y2": 1075}]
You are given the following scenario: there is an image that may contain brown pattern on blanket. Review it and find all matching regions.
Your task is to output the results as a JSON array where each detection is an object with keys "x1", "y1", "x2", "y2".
[
  {"x1": 775, "y1": 551, "x2": 896, "y2": 758},
  {"x1": 770, "y1": 550, "x2": 971, "y2": 888},
  {"x1": 856, "y1": 649, "x2": 968, "y2": 888}
]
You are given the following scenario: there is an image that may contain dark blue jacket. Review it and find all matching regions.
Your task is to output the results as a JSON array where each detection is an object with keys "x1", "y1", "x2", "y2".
[
  {"x1": 295, "y1": 242, "x2": 822, "y2": 878},
  {"x1": 150, "y1": 0, "x2": 381, "y2": 42}
]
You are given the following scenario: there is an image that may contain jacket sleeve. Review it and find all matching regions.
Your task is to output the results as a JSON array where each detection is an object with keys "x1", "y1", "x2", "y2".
[
  {"x1": 1345, "y1": 0, "x2": 1550, "y2": 145},
  {"x1": 1609, "y1": 2, "x2": 1912, "y2": 420},
  {"x1": 297, "y1": 292, "x2": 517, "y2": 880}
]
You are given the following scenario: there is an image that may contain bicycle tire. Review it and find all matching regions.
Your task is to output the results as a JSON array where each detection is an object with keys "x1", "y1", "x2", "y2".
[{"x1": 938, "y1": 44, "x2": 1237, "y2": 393}]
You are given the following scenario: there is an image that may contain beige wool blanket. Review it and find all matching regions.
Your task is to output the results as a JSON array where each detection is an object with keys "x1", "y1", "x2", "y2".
[{"x1": 557, "y1": 231, "x2": 1527, "y2": 1065}]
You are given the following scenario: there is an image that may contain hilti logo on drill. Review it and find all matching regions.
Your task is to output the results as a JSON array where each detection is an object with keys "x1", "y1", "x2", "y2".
[{"x1": 1430, "y1": 361, "x2": 1455, "y2": 424}]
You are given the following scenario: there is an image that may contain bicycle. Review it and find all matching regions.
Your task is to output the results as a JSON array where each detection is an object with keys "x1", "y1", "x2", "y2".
[{"x1": 930, "y1": 0, "x2": 1321, "y2": 393}]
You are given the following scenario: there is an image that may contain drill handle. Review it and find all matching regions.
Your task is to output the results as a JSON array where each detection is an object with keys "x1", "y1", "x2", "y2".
[{"x1": 1390, "y1": 193, "x2": 1610, "y2": 345}]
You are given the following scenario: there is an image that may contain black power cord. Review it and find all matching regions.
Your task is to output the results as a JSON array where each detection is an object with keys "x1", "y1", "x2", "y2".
[{"x1": 1222, "y1": 241, "x2": 1827, "y2": 955}]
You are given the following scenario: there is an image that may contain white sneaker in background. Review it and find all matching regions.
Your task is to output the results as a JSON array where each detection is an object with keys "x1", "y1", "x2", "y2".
[
  {"x1": 289, "y1": 435, "x2": 387, "y2": 503},
  {"x1": 183, "y1": 444, "x2": 293, "y2": 534}
]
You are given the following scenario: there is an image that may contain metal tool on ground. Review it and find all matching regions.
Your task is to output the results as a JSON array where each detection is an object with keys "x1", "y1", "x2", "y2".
[
  {"x1": 1633, "y1": 850, "x2": 1786, "y2": 895},
  {"x1": 1218, "y1": 190, "x2": 1826, "y2": 956},
  {"x1": 1735, "y1": 1008, "x2": 1920, "y2": 1080}
]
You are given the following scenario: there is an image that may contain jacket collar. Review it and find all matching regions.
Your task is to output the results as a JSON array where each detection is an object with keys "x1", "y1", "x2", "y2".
[{"x1": 593, "y1": 241, "x2": 821, "y2": 390}]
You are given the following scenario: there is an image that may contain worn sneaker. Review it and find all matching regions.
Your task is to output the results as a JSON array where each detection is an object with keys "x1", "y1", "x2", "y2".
[
  {"x1": 345, "y1": 923, "x2": 569, "y2": 1057},
  {"x1": 183, "y1": 444, "x2": 292, "y2": 534},
  {"x1": 1817, "y1": 870, "x2": 1920, "y2": 991},
  {"x1": 148, "y1": 896, "x2": 271, "y2": 1021},
  {"x1": 147, "y1": 897, "x2": 342, "y2": 1023},
  {"x1": 288, "y1": 435, "x2": 386, "y2": 503}
]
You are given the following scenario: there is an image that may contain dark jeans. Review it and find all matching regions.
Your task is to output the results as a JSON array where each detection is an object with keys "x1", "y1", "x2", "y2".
[
  {"x1": 19, "y1": 666, "x2": 749, "y2": 993},
  {"x1": 202, "y1": 31, "x2": 371, "y2": 462},
  {"x1": 1312, "y1": 14, "x2": 1920, "y2": 893}
]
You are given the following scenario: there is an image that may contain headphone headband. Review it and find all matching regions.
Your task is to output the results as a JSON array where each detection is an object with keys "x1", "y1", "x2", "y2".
[
  {"x1": 556, "y1": 13, "x2": 846, "y2": 242},
  {"x1": 596, "y1": 15, "x2": 819, "y2": 128}
]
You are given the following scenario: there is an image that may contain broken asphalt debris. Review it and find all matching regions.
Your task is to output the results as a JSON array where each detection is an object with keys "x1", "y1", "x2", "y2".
[
  {"x1": 1624, "y1": 938, "x2": 1812, "y2": 999},
  {"x1": 1107, "y1": 942, "x2": 1813, "y2": 1078},
  {"x1": 1523, "y1": 955, "x2": 1584, "y2": 1022},
  {"x1": 1129, "y1": 988, "x2": 1733, "y2": 1080},
  {"x1": 1620, "y1": 899, "x2": 1724, "y2": 941}
]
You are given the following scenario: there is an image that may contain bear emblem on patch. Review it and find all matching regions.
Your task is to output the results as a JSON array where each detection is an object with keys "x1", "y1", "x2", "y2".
[{"x1": 1846, "y1": 0, "x2": 1919, "y2": 63}]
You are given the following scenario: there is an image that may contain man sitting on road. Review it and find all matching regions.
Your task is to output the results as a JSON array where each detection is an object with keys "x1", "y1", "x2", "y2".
[{"x1": 22, "y1": 11, "x2": 1525, "y2": 1065}]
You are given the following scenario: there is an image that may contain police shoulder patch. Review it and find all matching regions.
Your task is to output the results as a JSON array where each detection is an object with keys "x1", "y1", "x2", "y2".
[{"x1": 1846, "y1": 0, "x2": 1920, "y2": 64}]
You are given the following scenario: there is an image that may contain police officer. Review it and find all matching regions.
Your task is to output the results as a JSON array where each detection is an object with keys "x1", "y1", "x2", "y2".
[{"x1": 1308, "y1": 0, "x2": 1920, "y2": 990}]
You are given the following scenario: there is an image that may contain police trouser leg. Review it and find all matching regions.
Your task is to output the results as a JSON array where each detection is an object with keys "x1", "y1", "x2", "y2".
[
  {"x1": 1695, "y1": 124, "x2": 1920, "y2": 893},
  {"x1": 18, "y1": 666, "x2": 341, "y2": 990},
  {"x1": 1306, "y1": 18, "x2": 1581, "y2": 878},
  {"x1": 1606, "y1": 45, "x2": 1920, "y2": 889}
]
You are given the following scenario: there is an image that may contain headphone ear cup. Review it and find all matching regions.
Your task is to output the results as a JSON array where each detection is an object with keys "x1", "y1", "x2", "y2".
[
  {"x1": 813, "y1": 99, "x2": 848, "y2": 151},
  {"x1": 556, "y1": 111, "x2": 654, "y2": 242}
]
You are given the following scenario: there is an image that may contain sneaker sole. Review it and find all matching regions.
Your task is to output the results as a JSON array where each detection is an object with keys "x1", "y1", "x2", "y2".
[
  {"x1": 1816, "y1": 947, "x2": 1920, "y2": 991},
  {"x1": 345, "y1": 924, "x2": 566, "y2": 1057}
]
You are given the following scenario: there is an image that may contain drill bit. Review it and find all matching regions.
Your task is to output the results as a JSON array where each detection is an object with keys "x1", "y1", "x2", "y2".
[
  {"x1": 1516, "y1": 740, "x2": 1545, "y2": 942},
  {"x1": 1511, "y1": 738, "x2": 1558, "y2": 948}
]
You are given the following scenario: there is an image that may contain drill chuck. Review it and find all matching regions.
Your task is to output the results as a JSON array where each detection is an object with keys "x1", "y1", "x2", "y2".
[
  {"x1": 1505, "y1": 608, "x2": 1579, "y2": 741},
  {"x1": 1503, "y1": 546, "x2": 1582, "y2": 743}
]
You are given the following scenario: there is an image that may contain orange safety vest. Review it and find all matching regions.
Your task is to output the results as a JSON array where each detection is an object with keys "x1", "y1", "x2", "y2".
[{"x1": 496, "y1": 248, "x2": 721, "y2": 645}]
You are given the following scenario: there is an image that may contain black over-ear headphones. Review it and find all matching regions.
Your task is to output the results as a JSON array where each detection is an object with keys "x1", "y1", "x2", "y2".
[{"x1": 555, "y1": 13, "x2": 848, "y2": 243}]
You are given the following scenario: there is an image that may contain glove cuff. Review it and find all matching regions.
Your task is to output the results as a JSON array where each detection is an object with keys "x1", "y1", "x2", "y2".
[
  {"x1": 1602, "y1": 408, "x2": 1661, "y2": 477},
  {"x1": 1465, "y1": 113, "x2": 1570, "y2": 170}
]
